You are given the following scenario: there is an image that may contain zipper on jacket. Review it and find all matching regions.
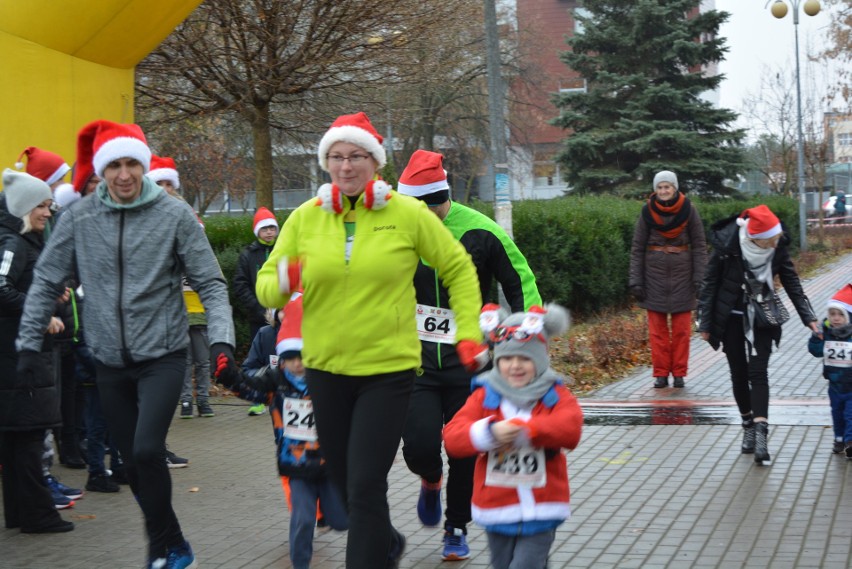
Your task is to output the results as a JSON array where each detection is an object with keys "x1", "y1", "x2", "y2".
[
  {"x1": 117, "y1": 211, "x2": 132, "y2": 365},
  {"x1": 434, "y1": 270, "x2": 443, "y2": 370}
]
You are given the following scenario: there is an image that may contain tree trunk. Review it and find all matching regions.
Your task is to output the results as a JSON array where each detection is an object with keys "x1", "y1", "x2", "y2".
[{"x1": 249, "y1": 103, "x2": 274, "y2": 211}]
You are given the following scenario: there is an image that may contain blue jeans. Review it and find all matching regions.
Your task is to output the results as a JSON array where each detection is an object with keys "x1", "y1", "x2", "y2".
[
  {"x1": 83, "y1": 384, "x2": 122, "y2": 475},
  {"x1": 487, "y1": 528, "x2": 556, "y2": 569},
  {"x1": 828, "y1": 384, "x2": 852, "y2": 442},
  {"x1": 286, "y1": 476, "x2": 348, "y2": 569}
]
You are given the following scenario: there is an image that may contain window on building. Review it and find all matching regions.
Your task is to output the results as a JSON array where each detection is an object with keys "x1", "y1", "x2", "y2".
[{"x1": 838, "y1": 133, "x2": 852, "y2": 147}]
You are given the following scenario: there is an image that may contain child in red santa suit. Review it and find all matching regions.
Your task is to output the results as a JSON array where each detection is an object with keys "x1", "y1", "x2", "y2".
[{"x1": 443, "y1": 303, "x2": 583, "y2": 569}]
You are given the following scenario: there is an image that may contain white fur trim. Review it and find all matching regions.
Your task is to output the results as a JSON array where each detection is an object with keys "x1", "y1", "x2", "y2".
[
  {"x1": 253, "y1": 217, "x2": 278, "y2": 236},
  {"x1": 317, "y1": 125, "x2": 386, "y2": 171},
  {"x1": 93, "y1": 137, "x2": 152, "y2": 176},
  {"x1": 748, "y1": 223, "x2": 782, "y2": 240},
  {"x1": 146, "y1": 168, "x2": 180, "y2": 190},
  {"x1": 470, "y1": 417, "x2": 499, "y2": 452},
  {"x1": 397, "y1": 178, "x2": 449, "y2": 197},
  {"x1": 276, "y1": 337, "x2": 303, "y2": 356},
  {"x1": 45, "y1": 163, "x2": 71, "y2": 186},
  {"x1": 827, "y1": 300, "x2": 852, "y2": 316}
]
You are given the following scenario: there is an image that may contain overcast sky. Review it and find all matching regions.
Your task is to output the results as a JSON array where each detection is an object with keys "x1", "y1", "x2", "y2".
[{"x1": 715, "y1": 0, "x2": 838, "y2": 127}]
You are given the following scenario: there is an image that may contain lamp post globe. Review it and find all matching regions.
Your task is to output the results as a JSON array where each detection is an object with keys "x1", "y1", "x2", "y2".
[
  {"x1": 771, "y1": 1, "x2": 788, "y2": 18},
  {"x1": 803, "y1": 0, "x2": 820, "y2": 17}
]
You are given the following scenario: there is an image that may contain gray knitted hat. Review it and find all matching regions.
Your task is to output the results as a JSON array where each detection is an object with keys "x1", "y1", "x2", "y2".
[
  {"x1": 653, "y1": 170, "x2": 678, "y2": 191},
  {"x1": 2, "y1": 168, "x2": 53, "y2": 218},
  {"x1": 484, "y1": 304, "x2": 570, "y2": 378}
]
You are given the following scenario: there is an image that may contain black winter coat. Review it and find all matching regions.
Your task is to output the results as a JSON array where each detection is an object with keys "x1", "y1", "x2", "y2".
[
  {"x1": 697, "y1": 215, "x2": 816, "y2": 351},
  {"x1": 233, "y1": 240, "x2": 275, "y2": 325},
  {"x1": 0, "y1": 197, "x2": 60, "y2": 431}
]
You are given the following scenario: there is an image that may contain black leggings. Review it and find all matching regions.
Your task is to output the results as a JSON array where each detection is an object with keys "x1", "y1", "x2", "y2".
[
  {"x1": 306, "y1": 368, "x2": 414, "y2": 569},
  {"x1": 722, "y1": 315, "x2": 773, "y2": 419},
  {"x1": 402, "y1": 367, "x2": 475, "y2": 529},
  {"x1": 96, "y1": 350, "x2": 186, "y2": 559}
]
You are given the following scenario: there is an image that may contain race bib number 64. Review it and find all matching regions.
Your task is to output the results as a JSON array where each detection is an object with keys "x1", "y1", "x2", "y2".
[{"x1": 415, "y1": 304, "x2": 457, "y2": 344}]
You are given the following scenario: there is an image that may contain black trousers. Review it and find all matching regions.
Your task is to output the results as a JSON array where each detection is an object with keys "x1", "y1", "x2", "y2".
[
  {"x1": 306, "y1": 368, "x2": 414, "y2": 569},
  {"x1": 402, "y1": 366, "x2": 475, "y2": 530},
  {"x1": 96, "y1": 350, "x2": 186, "y2": 560},
  {"x1": 1, "y1": 429, "x2": 63, "y2": 531},
  {"x1": 722, "y1": 315, "x2": 774, "y2": 419}
]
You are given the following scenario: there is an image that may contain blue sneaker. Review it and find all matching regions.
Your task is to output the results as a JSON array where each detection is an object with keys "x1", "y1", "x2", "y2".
[
  {"x1": 442, "y1": 525, "x2": 470, "y2": 561},
  {"x1": 416, "y1": 477, "x2": 442, "y2": 527},
  {"x1": 45, "y1": 474, "x2": 83, "y2": 500},
  {"x1": 149, "y1": 541, "x2": 198, "y2": 569}
]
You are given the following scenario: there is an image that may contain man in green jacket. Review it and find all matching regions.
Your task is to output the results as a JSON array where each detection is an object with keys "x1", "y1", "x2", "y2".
[{"x1": 397, "y1": 150, "x2": 541, "y2": 561}]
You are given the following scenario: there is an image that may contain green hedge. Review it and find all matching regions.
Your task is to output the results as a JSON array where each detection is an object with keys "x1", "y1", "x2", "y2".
[{"x1": 205, "y1": 195, "x2": 798, "y2": 352}]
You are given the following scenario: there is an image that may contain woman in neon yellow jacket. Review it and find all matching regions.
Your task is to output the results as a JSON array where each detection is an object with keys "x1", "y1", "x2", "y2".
[{"x1": 253, "y1": 112, "x2": 485, "y2": 569}]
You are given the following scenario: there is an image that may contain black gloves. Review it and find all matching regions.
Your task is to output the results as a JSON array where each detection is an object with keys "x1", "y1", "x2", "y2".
[{"x1": 629, "y1": 285, "x2": 645, "y2": 302}]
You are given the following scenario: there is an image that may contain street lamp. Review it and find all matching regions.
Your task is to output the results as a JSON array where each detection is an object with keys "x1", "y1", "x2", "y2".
[{"x1": 768, "y1": 0, "x2": 820, "y2": 252}]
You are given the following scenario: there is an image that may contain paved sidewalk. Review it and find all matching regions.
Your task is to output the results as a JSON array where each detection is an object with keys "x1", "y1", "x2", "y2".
[{"x1": 2, "y1": 253, "x2": 850, "y2": 568}]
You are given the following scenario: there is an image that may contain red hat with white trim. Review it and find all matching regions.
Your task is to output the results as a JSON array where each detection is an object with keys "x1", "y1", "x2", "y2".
[
  {"x1": 15, "y1": 146, "x2": 70, "y2": 186},
  {"x1": 275, "y1": 292, "x2": 304, "y2": 360},
  {"x1": 828, "y1": 284, "x2": 852, "y2": 317},
  {"x1": 737, "y1": 204, "x2": 782, "y2": 239},
  {"x1": 252, "y1": 207, "x2": 278, "y2": 236},
  {"x1": 76, "y1": 120, "x2": 152, "y2": 179},
  {"x1": 146, "y1": 155, "x2": 180, "y2": 190},
  {"x1": 317, "y1": 112, "x2": 386, "y2": 172},
  {"x1": 398, "y1": 150, "x2": 450, "y2": 206}
]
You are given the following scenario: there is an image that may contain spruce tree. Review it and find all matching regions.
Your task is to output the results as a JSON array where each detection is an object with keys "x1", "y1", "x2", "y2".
[{"x1": 552, "y1": 0, "x2": 746, "y2": 196}]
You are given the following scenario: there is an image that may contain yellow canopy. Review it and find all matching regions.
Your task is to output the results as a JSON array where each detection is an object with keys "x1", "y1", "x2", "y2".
[{"x1": 0, "y1": 0, "x2": 202, "y2": 180}]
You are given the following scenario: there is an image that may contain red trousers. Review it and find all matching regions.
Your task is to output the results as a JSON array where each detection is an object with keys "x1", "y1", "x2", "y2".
[{"x1": 647, "y1": 310, "x2": 692, "y2": 378}]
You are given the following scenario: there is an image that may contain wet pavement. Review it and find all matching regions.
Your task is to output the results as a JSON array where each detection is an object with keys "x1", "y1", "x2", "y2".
[{"x1": 1, "y1": 252, "x2": 850, "y2": 568}]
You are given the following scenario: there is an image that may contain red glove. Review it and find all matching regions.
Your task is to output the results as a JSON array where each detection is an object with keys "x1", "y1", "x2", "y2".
[
  {"x1": 277, "y1": 256, "x2": 302, "y2": 295},
  {"x1": 457, "y1": 340, "x2": 490, "y2": 373},
  {"x1": 211, "y1": 344, "x2": 239, "y2": 388}
]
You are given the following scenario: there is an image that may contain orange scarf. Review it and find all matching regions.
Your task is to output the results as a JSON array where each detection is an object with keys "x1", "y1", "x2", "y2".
[{"x1": 642, "y1": 192, "x2": 690, "y2": 239}]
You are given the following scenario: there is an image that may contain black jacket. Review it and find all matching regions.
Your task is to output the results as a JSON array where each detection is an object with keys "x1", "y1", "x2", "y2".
[
  {"x1": 697, "y1": 215, "x2": 815, "y2": 350},
  {"x1": 413, "y1": 203, "x2": 540, "y2": 372},
  {"x1": 0, "y1": 196, "x2": 60, "y2": 431},
  {"x1": 233, "y1": 240, "x2": 275, "y2": 324}
]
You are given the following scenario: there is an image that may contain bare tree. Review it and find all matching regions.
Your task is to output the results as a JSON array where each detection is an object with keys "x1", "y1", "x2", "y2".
[
  {"x1": 137, "y1": 0, "x2": 464, "y2": 210},
  {"x1": 146, "y1": 115, "x2": 254, "y2": 215},
  {"x1": 818, "y1": 0, "x2": 852, "y2": 105}
]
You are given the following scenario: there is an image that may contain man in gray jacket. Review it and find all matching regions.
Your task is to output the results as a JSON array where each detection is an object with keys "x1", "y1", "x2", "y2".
[{"x1": 15, "y1": 120, "x2": 236, "y2": 569}]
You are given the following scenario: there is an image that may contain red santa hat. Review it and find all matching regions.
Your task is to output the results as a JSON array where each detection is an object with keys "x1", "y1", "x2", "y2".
[
  {"x1": 737, "y1": 204, "x2": 782, "y2": 239},
  {"x1": 828, "y1": 284, "x2": 852, "y2": 317},
  {"x1": 15, "y1": 146, "x2": 71, "y2": 186},
  {"x1": 275, "y1": 292, "x2": 304, "y2": 360},
  {"x1": 317, "y1": 112, "x2": 386, "y2": 172},
  {"x1": 397, "y1": 150, "x2": 451, "y2": 206},
  {"x1": 146, "y1": 155, "x2": 180, "y2": 190},
  {"x1": 253, "y1": 207, "x2": 278, "y2": 236},
  {"x1": 76, "y1": 120, "x2": 152, "y2": 179}
]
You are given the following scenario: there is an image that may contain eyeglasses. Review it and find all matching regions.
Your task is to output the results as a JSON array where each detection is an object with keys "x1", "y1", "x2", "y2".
[
  {"x1": 489, "y1": 325, "x2": 545, "y2": 345},
  {"x1": 327, "y1": 153, "x2": 371, "y2": 165}
]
